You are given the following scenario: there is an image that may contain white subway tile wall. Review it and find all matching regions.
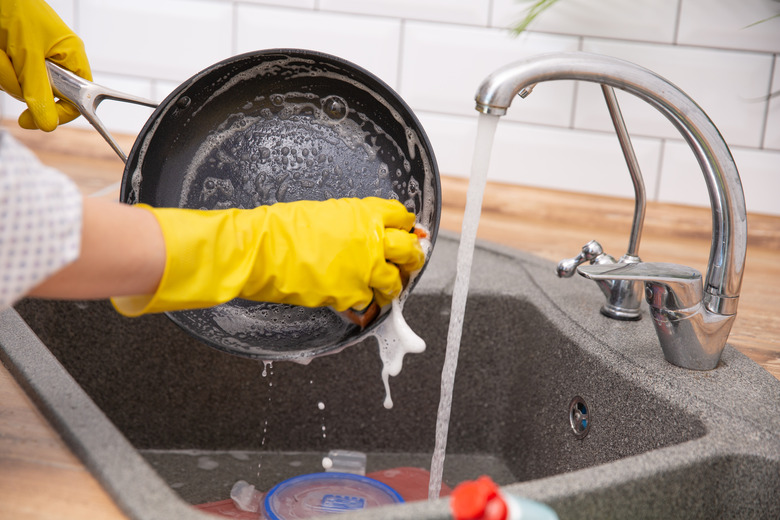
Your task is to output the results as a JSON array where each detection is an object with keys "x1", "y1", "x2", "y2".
[
  {"x1": 401, "y1": 24, "x2": 579, "y2": 125},
  {"x1": 489, "y1": 120, "x2": 663, "y2": 198},
  {"x1": 2, "y1": 0, "x2": 777, "y2": 215},
  {"x1": 677, "y1": 0, "x2": 780, "y2": 53},
  {"x1": 45, "y1": 0, "x2": 74, "y2": 27},
  {"x1": 79, "y1": 0, "x2": 234, "y2": 81},
  {"x1": 234, "y1": 5, "x2": 401, "y2": 86},
  {"x1": 320, "y1": 0, "x2": 491, "y2": 26},
  {"x1": 492, "y1": 0, "x2": 680, "y2": 44},
  {"x1": 577, "y1": 39, "x2": 773, "y2": 148}
]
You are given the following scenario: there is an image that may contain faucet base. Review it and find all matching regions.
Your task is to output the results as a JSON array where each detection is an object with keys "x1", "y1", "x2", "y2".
[
  {"x1": 652, "y1": 308, "x2": 735, "y2": 371},
  {"x1": 600, "y1": 303, "x2": 641, "y2": 321}
]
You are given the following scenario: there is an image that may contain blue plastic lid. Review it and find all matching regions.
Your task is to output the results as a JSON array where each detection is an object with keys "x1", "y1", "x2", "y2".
[{"x1": 263, "y1": 472, "x2": 404, "y2": 519}]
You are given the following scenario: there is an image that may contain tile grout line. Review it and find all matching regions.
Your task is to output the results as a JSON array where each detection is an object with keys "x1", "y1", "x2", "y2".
[
  {"x1": 673, "y1": 0, "x2": 683, "y2": 45},
  {"x1": 396, "y1": 19, "x2": 406, "y2": 94},
  {"x1": 653, "y1": 139, "x2": 666, "y2": 203}
]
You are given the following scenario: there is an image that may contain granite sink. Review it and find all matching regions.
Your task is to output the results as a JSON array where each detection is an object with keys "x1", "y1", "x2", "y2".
[{"x1": 1, "y1": 231, "x2": 778, "y2": 519}]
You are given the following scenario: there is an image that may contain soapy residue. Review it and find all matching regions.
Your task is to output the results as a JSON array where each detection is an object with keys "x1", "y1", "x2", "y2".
[
  {"x1": 196, "y1": 456, "x2": 219, "y2": 471},
  {"x1": 371, "y1": 299, "x2": 426, "y2": 409},
  {"x1": 176, "y1": 65, "x2": 436, "y2": 229},
  {"x1": 369, "y1": 229, "x2": 432, "y2": 409}
]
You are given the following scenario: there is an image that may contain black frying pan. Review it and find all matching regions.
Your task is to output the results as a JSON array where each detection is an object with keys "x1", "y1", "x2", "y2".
[{"x1": 48, "y1": 49, "x2": 440, "y2": 362}]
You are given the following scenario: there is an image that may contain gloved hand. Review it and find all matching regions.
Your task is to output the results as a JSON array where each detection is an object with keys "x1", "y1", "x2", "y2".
[
  {"x1": 0, "y1": 0, "x2": 92, "y2": 131},
  {"x1": 111, "y1": 198, "x2": 425, "y2": 317}
]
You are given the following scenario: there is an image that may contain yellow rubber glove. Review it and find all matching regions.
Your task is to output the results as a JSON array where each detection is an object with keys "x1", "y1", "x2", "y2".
[
  {"x1": 111, "y1": 198, "x2": 425, "y2": 317},
  {"x1": 0, "y1": 0, "x2": 92, "y2": 131}
]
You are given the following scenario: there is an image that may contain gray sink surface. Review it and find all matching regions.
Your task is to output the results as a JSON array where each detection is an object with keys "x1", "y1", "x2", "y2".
[{"x1": 2, "y1": 231, "x2": 779, "y2": 519}]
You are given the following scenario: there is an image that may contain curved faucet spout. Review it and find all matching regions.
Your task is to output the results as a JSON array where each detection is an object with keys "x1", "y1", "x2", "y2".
[
  {"x1": 476, "y1": 52, "x2": 746, "y2": 316},
  {"x1": 476, "y1": 52, "x2": 747, "y2": 369}
]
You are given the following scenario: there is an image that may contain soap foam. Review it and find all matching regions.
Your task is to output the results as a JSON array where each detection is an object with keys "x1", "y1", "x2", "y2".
[{"x1": 371, "y1": 299, "x2": 426, "y2": 409}]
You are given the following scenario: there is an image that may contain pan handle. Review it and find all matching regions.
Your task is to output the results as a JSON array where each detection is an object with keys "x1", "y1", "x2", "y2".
[{"x1": 46, "y1": 61, "x2": 158, "y2": 163}]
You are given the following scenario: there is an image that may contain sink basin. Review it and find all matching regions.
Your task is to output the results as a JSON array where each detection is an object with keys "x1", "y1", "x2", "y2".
[{"x1": 2, "y1": 231, "x2": 779, "y2": 519}]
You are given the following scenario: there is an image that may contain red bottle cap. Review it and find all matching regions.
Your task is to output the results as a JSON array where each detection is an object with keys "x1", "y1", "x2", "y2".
[{"x1": 450, "y1": 476, "x2": 508, "y2": 520}]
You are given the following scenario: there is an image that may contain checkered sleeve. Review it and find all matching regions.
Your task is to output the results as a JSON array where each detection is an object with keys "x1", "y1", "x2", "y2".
[{"x1": 0, "y1": 130, "x2": 83, "y2": 309}]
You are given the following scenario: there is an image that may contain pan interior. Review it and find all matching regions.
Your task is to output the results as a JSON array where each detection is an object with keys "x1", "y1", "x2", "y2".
[{"x1": 121, "y1": 50, "x2": 440, "y2": 360}]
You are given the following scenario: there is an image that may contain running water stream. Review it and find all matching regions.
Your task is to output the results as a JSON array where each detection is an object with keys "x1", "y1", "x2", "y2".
[{"x1": 428, "y1": 113, "x2": 501, "y2": 499}]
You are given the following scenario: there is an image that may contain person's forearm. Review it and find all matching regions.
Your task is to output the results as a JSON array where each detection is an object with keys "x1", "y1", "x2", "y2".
[{"x1": 28, "y1": 197, "x2": 165, "y2": 300}]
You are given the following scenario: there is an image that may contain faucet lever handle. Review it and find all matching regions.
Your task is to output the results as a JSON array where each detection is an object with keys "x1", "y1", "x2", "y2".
[
  {"x1": 577, "y1": 262, "x2": 703, "y2": 311},
  {"x1": 556, "y1": 240, "x2": 615, "y2": 278},
  {"x1": 577, "y1": 261, "x2": 736, "y2": 371}
]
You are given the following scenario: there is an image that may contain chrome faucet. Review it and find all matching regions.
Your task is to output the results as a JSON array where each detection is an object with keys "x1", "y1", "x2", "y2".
[{"x1": 475, "y1": 52, "x2": 747, "y2": 370}]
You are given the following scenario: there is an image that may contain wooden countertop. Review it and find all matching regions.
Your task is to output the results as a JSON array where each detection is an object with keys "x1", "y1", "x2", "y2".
[{"x1": 1, "y1": 123, "x2": 779, "y2": 519}]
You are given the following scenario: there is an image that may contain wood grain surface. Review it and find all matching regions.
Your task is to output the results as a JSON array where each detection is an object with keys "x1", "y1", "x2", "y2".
[{"x1": 1, "y1": 122, "x2": 778, "y2": 519}]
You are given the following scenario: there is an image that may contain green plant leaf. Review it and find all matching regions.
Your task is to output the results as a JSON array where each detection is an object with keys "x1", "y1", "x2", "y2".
[
  {"x1": 510, "y1": 0, "x2": 562, "y2": 36},
  {"x1": 744, "y1": 13, "x2": 780, "y2": 28}
]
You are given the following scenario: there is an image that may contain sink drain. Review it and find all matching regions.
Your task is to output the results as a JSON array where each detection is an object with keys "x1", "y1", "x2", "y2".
[{"x1": 569, "y1": 396, "x2": 590, "y2": 438}]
